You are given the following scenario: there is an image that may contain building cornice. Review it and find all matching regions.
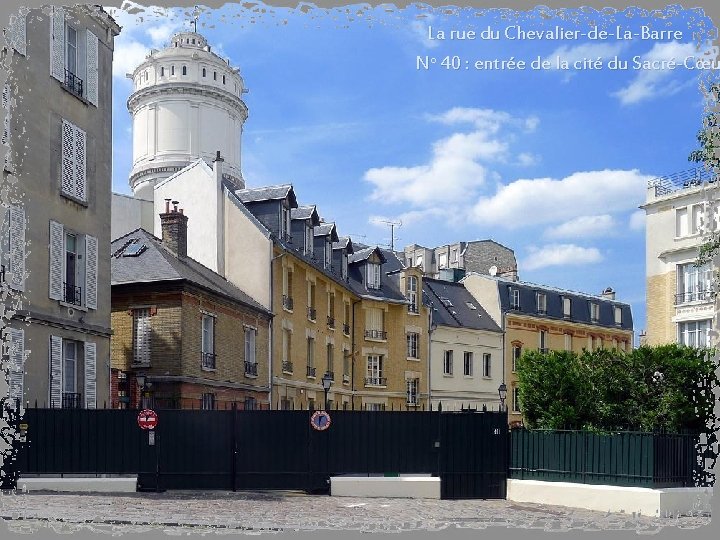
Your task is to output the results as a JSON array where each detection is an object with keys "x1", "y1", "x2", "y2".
[
  {"x1": 127, "y1": 83, "x2": 248, "y2": 117},
  {"x1": 12, "y1": 310, "x2": 113, "y2": 338},
  {"x1": 504, "y1": 312, "x2": 633, "y2": 336},
  {"x1": 145, "y1": 375, "x2": 270, "y2": 392},
  {"x1": 129, "y1": 164, "x2": 242, "y2": 188}
]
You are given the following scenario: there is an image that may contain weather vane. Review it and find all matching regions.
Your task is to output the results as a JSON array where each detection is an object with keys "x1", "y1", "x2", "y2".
[{"x1": 192, "y1": 5, "x2": 200, "y2": 33}]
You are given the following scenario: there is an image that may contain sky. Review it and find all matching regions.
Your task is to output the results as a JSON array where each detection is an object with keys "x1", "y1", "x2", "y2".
[{"x1": 106, "y1": 2, "x2": 719, "y2": 342}]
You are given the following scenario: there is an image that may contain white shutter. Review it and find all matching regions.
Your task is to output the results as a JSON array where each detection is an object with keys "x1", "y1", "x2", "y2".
[
  {"x1": 84, "y1": 342, "x2": 97, "y2": 409},
  {"x1": 49, "y1": 220, "x2": 64, "y2": 300},
  {"x1": 50, "y1": 7, "x2": 65, "y2": 82},
  {"x1": 74, "y1": 125, "x2": 86, "y2": 201},
  {"x1": 2, "y1": 83, "x2": 9, "y2": 146},
  {"x1": 85, "y1": 234, "x2": 98, "y2": 310},
  {"x1": 8, "y1": 327, "x2": 25, "y2": 406},
  {"x1": 86, "y1": 31, "x2": 98, "y2": 106},
  {"x1": 10, "y1": 11, "x2": 27, "y2": 56},
  {"x1": 61, "y1": 120, "x2": 75, "y2": 197},
  {"x1": 50, "y1": 335, "x2": 63, "y2": 408},
  {"x1": 8, "y1": 206, "x2": 25, "y2": 291}
]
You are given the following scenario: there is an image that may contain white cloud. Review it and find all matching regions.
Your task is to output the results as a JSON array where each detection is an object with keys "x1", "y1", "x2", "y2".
[
  {"x1": 629, "y1": 210, "x2": 646, "y2": 231},
  {"x1": 516, "y1": 152, "x2": 539, "y2": 167},
  {"x1": 112, "y1": 39, "x2": 149, "y2": 79},
  {"x1": 544, "y1": 215, "x2": 615, "y2": 239},
  {"x1": 409, "y1": 16, "x2": 441, "y2": 49},
  {"x1": 368, "y1": 208, "x2": 446, "y2": 228},
  {"x1": 612, "y1": 41, "x2": 698, "y2": 105},
  {"x1": 470, "y1": 169, "x2": 651, "y2": 229},
  {"x1": 545, "y1": 42, "x2": 628, "y2": 70},
  {"x1": 523, "y1": 244, "x2": 603, "y2": 271}
]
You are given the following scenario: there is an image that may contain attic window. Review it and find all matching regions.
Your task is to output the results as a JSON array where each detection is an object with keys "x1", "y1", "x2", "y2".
[
  {"x1": 440, "y1": 297, "x2": 453, "y2": 307},
  {"x1": 466, "y1": 302, "x2": 477, "y2": 310},
  {"x1": 117, "y1": 240, "x2": 147, "y2": 258}
]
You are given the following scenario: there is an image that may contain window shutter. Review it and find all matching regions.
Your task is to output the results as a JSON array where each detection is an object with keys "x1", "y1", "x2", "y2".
[
  {"x1": 50, "y1": 7, "x2": 65, "y2": 82},
  {"x1": 8, "y1": 327, "x2": 25, "y2": 406},
  {"x1": 9, "y1": 11, "x2": 27, "y2": 56},
  {"x1": 49, "y1": 220, "x2": 64, "y2": 300},
  {"x1": 2, "y1": 83, "x2": 10, "y2": 146},
  {"x1": 84, "y1": 342, "x2": 97, "y2": 409},
  {"x1": 49, "y1": 335, "x2": 63, "y2": 408},
  {"x1": 74, "y1": 124, "x2": 86, "y2": 201},
  {"x1": 8, "y1": 206, "x2": 25, "y2": 291},
  {"x1": 85, "y1": 234, "x2": 98, "y2": 310},
  {"x1": 61, "y1": 120, "x2": 75, "y2": 197},
  {"x1": 85, "y1": 31, "x2": 99, "y2": 106}
]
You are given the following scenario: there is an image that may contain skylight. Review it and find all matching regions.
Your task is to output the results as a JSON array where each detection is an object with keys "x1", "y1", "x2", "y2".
[
  {"x1": 440, "y1": 297, "x2": 453, "y2": 307},
  {"x1": 117, "y1": 239, "x2": 147, "y2": 258},
  {"x1": 466, "y1": 302, "x2": 477, "y2": 310}
]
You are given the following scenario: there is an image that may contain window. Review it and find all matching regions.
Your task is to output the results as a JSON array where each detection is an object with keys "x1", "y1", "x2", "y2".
[
  {"x1": 171, "y1": 65, "x2": 175, "y2": 76},
  {"x1": 201, "y1": 314, "x2": 215, "y2": 369},
  {"x1": 202, "y1": 393, "x2": 215, "y2": 410},
  {"x1": 305, "y1": 224, "x2": 313, "y2": 255},
  {"x1": 407, "y1": 276, "x2": 418, "y2": 313},
  {"x1": 589, "y1": 302, "x2": 600, "y2": 322},
  {"x1": 342, "y1": 252, "x2": 348, "y2": 280},
  {"x1": 282, "y1": 328, "x2": 292, "y2": 373},
  {"x1": 343, "y1": 302, "x2": 351, "y2": 335},
  {"x1": 451, "y1": 249, "x2": 458, "y2": 263},
  {"x1": 407, "y1": 332, "x2": 419, "y2": 359},
  {"x1": 536, "y1": 293, "x2": 547, "y2": 314},
  {"x1": 281, "y1": 206, "x2": 291, "y2": 240},
  {"x1": 482, "y1": 353, "x2": 491, "y2": 377},
  {"x1": 63, "y1": 340, "x2": 77, "y2": 398},
  {"x1": 326, "y1": 343, "x2": 334, "y2": 377},
  {"x1": 222, "y1": 74, "x2": 226, "y2": 84},
  {"x1": 464, "y1": 352, "x2": 473, "y2": 376},
  {"x1": 443, "y1": 350, "x2": 453, "y2": 375},
  {"x1": 343, "y1": 348, "x2": 350, "y2": 380},
  {"x1": 51, "y1": 8, "x2": 98, "y2": 105},
  {"x1": 406, "y1": 379, "x2": 419, "y2": 405},
  {"x1": 65, "y1": 25, "x2": 77, "y2": 77},
  {"x1": 244, "y1": 397, "x2": 257, "y2": 411},
  {"x1": 562, "y1": 296, "x2": 571, "y2": 317},
  {"x1": 49, "y1": 221, "x2": 97, "y2": 310},
  {"x1": 306, "y1": 337, "x2": 315, "y2": 377},
  {"x1": 676, "y1": 205, "x2": 703, "y2": 237},
  {"x1": 510, "y1": 288, "x2": 520, "y2": 310},
  {"x1": 327, "y1": 291, "x2": 336, "y2": 327},
  {"x1": 133, "y1": 308, "x2": 151, "y2": 365},
  {"x1": 280, "y1": 398, "x2": 293, "y2": 410},
  {"x1": 244, "y1": 327, "x2": 256, "y2": 374},
  {"x1": 4, "y1": 206, "x2": 24, "y2": 292},
  {"x1": 213, "y1": 71, "x2": 217, "y2": 80},
  {"x1": 677, "y1": 262, "x2": 713, "y2": 304},
  {"x1": 202, "y1": 67, "x2": 206, "y2": 77},
  {"x1": 614, "y1": 307, "x2": 623, "y2": 325},
  {"x1": 325, "y1": 238, "x2": 333, "y2": 269},
  {"x1": 367, "y1": 262, "x2": 381, "y2": 289},
  {"x1": 282, "y1": 267, "x2": 293, "y2": 310},
  {"x1": 512, "y1": 345, "x2": 521, "y2": 372},
  {"x1": 539, "y1": 330, "x2": 548, "y2": 352},
  {"x1": 564, "y1": 333, "x2": 572, "y2": 351},
  {"x1": 182, "y1": 65, "x2": 187, "y2": 75},
  {"x1": 367, "y1": 402, "x2": 385, "y2": 412},
  {"x1": 160, "y1": 66, "x2": 164, "y2": 76},
  {"x1": 512, "y1": 387, "x2": 520, "y2": 412},
  {"x1": 438, "y1": 253, "x2": 448, "y2": 269},
  {"x1": 365, "y1": 308, "x2": 385, "y2": 340},
  {"x1": 61, "y1": 119, "x2": 87, "y2": 202},
  {"x1": 678, "y1": 319, "x2": 712, "y2": 348},
  {"x1": 366, "y1": 355, "x2": 384, "y2": 386},
  {"x1": 307, "y1": 281, "x2": 316, "y2": 321},
  {"x1": 416, "y1": 255, "x2": 423, "y2": 269}
]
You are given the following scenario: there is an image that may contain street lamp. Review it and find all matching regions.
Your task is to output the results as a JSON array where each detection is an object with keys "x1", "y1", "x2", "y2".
[
  {"x1": 498, "y1": 382, "x2": 507, "y2": 411},
  {"x1": 321, "y1": 372, "x2": 332, "y2": 411},
  {"x1": 136, "y1": 373, "x2": 146, "y2": 409}
]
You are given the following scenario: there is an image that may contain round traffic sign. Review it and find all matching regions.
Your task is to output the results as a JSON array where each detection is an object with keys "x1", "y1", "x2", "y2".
[
  {"x1": 137, "y1": 409, "x2": 158, "y2": 430},
  {"x1": 310, "y1": 410, "x2": 331, "y2": 431}
]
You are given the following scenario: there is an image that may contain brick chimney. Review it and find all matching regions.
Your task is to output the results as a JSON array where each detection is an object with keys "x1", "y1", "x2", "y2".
[
  {"x1": 601, "y1": 287, "x2": 616, "y2": 300},
  {"x1": 160, "y1": 198, "x2": 188, "y2": 258}
]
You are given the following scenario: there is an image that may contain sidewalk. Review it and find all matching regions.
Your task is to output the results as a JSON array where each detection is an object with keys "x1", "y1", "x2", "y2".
[{"x1": 0, "y1": 490, "x2": 712, "y2": 535}]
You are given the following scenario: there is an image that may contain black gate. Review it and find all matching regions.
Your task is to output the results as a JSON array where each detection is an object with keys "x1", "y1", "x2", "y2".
[{"x1": 13, "y1": 407, "x2": 508, "y2": 499}]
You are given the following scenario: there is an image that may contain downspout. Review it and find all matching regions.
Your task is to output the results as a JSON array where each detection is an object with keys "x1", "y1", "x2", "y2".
[
  {"x1": 269, "y1": 249, "x2": 287, "y2": 409},
  {"x1": 427, "y1": 299, "x2": 433, "y2": 409},
  {"x1": 351, "y1": 299, "x2": 361, "y2": 409}
]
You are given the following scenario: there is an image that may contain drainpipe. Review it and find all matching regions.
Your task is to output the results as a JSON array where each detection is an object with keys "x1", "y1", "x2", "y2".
[
  {"x1": 427, "y1": 300, "x2": 434, "y2": 409},
  {"x1": 351, "y1": 299, "x2": 361, "y2": 409},
  {"x1": 269, "y1": 249, "x2": 285, "y2": 409}
]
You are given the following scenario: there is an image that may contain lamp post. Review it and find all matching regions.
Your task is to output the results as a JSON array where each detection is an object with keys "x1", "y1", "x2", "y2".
[
  {"x1": 498, "y1": 382, "x2": 507, "y2": 412},
  {"x1": 321, "y1": 372, "x2": 332, "y2": 411},
  {"x1": 136, "y1": 373, "x2": 146, "y2": 409}
]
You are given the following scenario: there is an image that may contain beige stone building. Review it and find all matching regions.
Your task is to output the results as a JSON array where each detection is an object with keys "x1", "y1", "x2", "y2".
[
  {"x1": 641, "y1": 168, "x2": 718, "y2": 347},
  {"x1": 2, "y1": 6, "x2": 119, "y2": 409}
]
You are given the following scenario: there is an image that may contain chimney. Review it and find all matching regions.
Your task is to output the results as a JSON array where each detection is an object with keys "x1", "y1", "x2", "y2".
[
  {"x1": 213, "y1": 150, "x2": 224, "y2": 185},
  {"x1": 497, "y1": 265, "x2": 519, "y2": 282},
  {"x1": 160, "y1": 199, "x2": 189, "y2": 258},
  {"x1": 601, "y1": 287, "x2": 616, "y2": 300}
]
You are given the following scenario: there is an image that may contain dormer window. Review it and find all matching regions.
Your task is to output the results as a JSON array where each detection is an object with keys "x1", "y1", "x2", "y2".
[
  {"x1": 367, "y1": 263, "x2": 381, "y2": 290},
  {"x1": 562, "y1": 296, "x2": 571, "y2": 317},
  {"x1": 325, "y1": 239, "x2": 332, "y2": 269},
  {"x1": 281, "y1": 206, "x2": 291, "y2": 241},
  {"x1": 510, "y1": 288, "x2": 520, "y2": 310},
  {"x1": 536, "y1": 292, "x2": 547, "y2": 314},
  {"x1": 342, "y1": 253, "x2": 348, "y2": 280},
  {"x1": 589, "y1": 302, "x2": 600, "y2": 322},
  {"x1": 306, "y1": 225, "x2": 313, "y2": 255}
]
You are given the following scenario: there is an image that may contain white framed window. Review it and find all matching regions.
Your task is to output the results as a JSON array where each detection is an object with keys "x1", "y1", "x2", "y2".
[
  {"x1": 512, "y1": 345, "x2": 522, "y2": 372},
  {"x1": 536, "y1": 292, "x2": 547, "y2": 314},
  {"x1": 678, "y1": 319, "x2": 712, "y2": 348},
  {"x1": 202, "y1": 393, "x2": 215, "y2": 410},
  {"x1": 589, "y1": 302, "x2": 600, "y2": 322},
  {"x1": 407, "y1": 332, "x2": 419, "y2": 359},
  {"x1": 614, "y1": 307, "x2": 623, "y2": 325},
  {"x1": 366, "y1": 354, "x2": 384, "y2": 386},
  {"x1": 482, "y1": 353, "x2": 491, "y2": 377},
  {"x1": 367, "y1": 262, "x2": 381, "y2": 289},
  {"x1": 325, "y1": 238, "x2": 332, "y2": 269},
  {"x1": 51, "y1": 8, "x2": 98, "y2": 106},
  {"x1": 65, "y1": 24, "x2": 77, "y2": 77},
  {"x1": 407, "y1": 275, "x2": 418, "y2": 313},
  {"x1": 510, "y1": 288, "x2": 520, "y2": 309},
  {"x1": 406, "y1": 378, "x2": 419, "y2": 405},
  {"x1": 365, "y1": 308, "x2": 384, "y2": 340},
  {"x1": 438, "y1": 253, "x2": 448, "y2": 269},
  {"x1": 201, "y1": 314, "x2": 215, "y2": 369},
  {"x1": 677, "y1": 262, "x2": 713, "y2": 304},
  {"x1": 244, "y1": 327, "x2": 256, "y2": 365},
  {"x1": 49, "y1": 221, "x2": 97, "y2": 310},
  {"x1": 133, "y1": 308, "x2": 151, "y2": 365},
  {"x1": 464, "y1": 352, "x2": 473, "y2": 376},
  {"x1": 562, "y1": 296, "x2": 571, "y2": 317},
  {"x1": 63, "y1": 340, "x2": 77, "y2": 395},
  {"x1": 676, "y1": 204, "x2": 704, "y2": 237},
  {"x1": 676, "y1": 207, "x2": 689, "y2": 237},
  {"x1": 443, "y1": 350, "x2": 453, "y2": 375},
  {"x1": 61, "y1": 119, "x2": 87, "y2": 202},
  {"x1": 512, "y1": 387, "x2": 520, "y2": 413}
]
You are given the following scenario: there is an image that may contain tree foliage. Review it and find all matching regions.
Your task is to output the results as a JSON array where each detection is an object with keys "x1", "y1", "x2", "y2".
[{"x1": 515, "y1": 344, "x2": 718, "y2": 433}]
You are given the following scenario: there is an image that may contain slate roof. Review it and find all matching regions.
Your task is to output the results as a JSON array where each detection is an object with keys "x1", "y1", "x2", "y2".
[
  {"x1": 111, "y1": 229, "x2": 270, "y2": 315},
  {"x1": 291, "y1": 205, "x2": 319, "y2": 223},
  {"x1": 347, "y1": 246, "x2": 407, "y2": 303},
  {"x1": 235, "y1": 184, "x2": 297, "y2": 206},
  {"x1": 348, "y1": 246, "x2": 386, "y2": 265},
  {"x1": 333, "y1": 236, "x2": 354, "y2": 254},
  {"x1": 314, "y1": 222, "x2": 339, "y2": 241},
  {"x1": 423, "y1": 278, "x2": 501, "y2": 332}
]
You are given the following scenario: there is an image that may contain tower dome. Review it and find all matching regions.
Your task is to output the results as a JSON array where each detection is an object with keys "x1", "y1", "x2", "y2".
[{"x1": 127, "y1": 30, "x2": 248, "y2": 200}]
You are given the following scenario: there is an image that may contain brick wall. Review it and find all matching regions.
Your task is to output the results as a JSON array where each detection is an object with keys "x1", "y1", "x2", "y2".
[{"x1": 645, "y1": 272, "x2": 676, "y2": 345}]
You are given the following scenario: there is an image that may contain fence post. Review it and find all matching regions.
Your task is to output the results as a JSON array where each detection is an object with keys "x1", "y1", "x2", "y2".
[{"x1": 231, "y1": 402, "x2": 237, "y2": 492}]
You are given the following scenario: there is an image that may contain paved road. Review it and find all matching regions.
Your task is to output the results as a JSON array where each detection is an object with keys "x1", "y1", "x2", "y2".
[{"x1": 0, "y1": 490, "x2": 712, "y2": 535}]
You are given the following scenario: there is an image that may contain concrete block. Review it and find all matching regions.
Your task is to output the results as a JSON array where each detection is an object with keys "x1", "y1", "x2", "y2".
[
  {"x1": 18, "y1": 476, "x2": 138, "y2": 493},
  {"x1": 331, "y1": 475, "x2": 441, "y2": 499}
]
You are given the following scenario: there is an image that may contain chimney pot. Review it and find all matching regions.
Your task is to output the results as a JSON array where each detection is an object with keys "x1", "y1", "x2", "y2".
[
  {"x1": 172, "y1": 200, "x2": 179, "y2": 213},
  {"x1": 165, "y1": 198, "x2": 171, "y2": 213},
  {"x1": 179, "y1": 208, "x2": 184, "y2": 215}
]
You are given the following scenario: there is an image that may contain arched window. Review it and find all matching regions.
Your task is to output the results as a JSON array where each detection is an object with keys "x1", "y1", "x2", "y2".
[
  {"x1": 182, "y1": 66, "x2": 187, "y2": 76},
  {"x1": 160, "y1": 67, "x2": 165, "y2": 76},
  {"x1": 202, "y1": 68, "x2": 206, "y2": 77},
  {"x1": 222, "y1": 75, "x2": 226, "y2": 84},
  {"x1": 213, "y1": 71, "x2": 217, "y2": 81},
  {"x1": 192, "y1": 38, "x2": 196, "y2": 44},
  {"x1": 171, "y1": 65, "x2": 175, "y2": 76}
]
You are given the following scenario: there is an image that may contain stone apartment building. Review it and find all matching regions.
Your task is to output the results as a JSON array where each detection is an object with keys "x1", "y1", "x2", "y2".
[
  {"x1": 641, "y1": 168, "x2": 718, "y2": 347},
  {"x1": 2, "y1": 6, "x2": 120, "y2": 409},
  {"x1": 110, "y1": 204, "x2": 272, "y2": 410},
  {"x1": 463, "y1": 274, "x2": 634, "y2": 426}
]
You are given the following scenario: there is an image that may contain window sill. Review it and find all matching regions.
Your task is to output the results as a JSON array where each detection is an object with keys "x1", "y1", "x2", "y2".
[
  {"x1": 201, "y1": 366, "x2": 217, "y2": 372},
  {"x1": 406, "y1": 357, "x2": 421, "y2": 362},
  {"x1": 364, "y1": 384, "x2": 387, "y2": 389},
  {"x1": 364, "y1": 337, "x2": 387, "y2": 343},
  {"x1": 482, "y1": 376, "x2": 492, "y2": 380},
  {"x1": 308, "y1": 318, "x2": 317, "y2": 324},
  {"x1": 307, "y1": 375, "x2": 316, "y2": 380},
  {"x1": 407, "y1": 311, "x2": 421, "y2": 316},
  {"x1": 283, "y1": 307, "x2": 293, "y2": 314},
  {"x1": 282, "y1": 369, "x2": 293, "y2": 375},
  {"x1": 60, "y1": 192, "x2": 89, "y2": 207},
  {"x1": 59, "y1": 301, "x2": 88, "y2": 312},
  {"x1": 464, "y1": 375, "x2": 474, "y2": 379},
  {"x1": 443, "y1": 373, "x2": 453, "y2": 378},
  {"x1": 244, "y1": 373, "x2": 258, "y2": 379},
  {"x1": 59, "y1": 82, "x2": 91, "y2": 106}
]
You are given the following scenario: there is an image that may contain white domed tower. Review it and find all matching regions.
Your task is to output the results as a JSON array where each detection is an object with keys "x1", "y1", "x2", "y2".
[{"x1": 127, "y1": 30, "x2": 247, "y2": 200}]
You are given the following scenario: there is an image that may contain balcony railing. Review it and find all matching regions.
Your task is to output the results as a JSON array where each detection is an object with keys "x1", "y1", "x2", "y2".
[
  {"x1": 365, "y1": 376, "x2": 387, "y2": 387},
  {"x1": 63, "y1": 283, "x2": 82, "y2": 306},
  {"x1": 342, "y1": 374, "x2": 350, "y2": 384},
  {"x1": 343, "y1": 323, "x2": 350, "y2": 336},
  {"x1": 510, "y1": 303, "x2": 521, "y2": 311},
  {"x1": 327, "y1": 316, "x2": 335, "y2": 329},
  {"x1": 306, "y1": 365, "x2": 316, "y2": 378},
  {"x1": 282, "y1": 361, "x2": 293, "y2": 374},
  {"x1": 408, "y1": 303, "x2": 419, "y2": 314},
  {"x1": 62, "y1": 392, "x2": 82, "y2": 409},
  {"x1": 244, "y1": 361, "x2": 258, "y2": 377},
  {"x1": 63, "y1": 69, "x2": 84, "y2": 98},
  {"x1": 201, "y1": 352, "x2": 216, "y2": 369},
  {"x1": 364, "y1": 329, "x2": 387, "y2": 340},
  {"x1": 307, "y1": 307, "x2": 317, "y2": 321},
  {"x1": 406, "y1": 395, "x2": 419, "y2": 406},
  {"x1": 282, "y1": 295, "x2": 294, "y2": 310},
  {"x1": 675, "y1": 290, "x2": 713, "y2": 304}
]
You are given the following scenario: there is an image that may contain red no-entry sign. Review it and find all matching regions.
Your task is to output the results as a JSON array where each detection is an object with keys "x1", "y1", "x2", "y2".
[{"x1": 137, "y1": 409, "x2": 158, "y2": 430}]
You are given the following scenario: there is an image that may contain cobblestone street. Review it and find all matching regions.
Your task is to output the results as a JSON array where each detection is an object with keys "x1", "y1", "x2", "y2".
[{"x1": 0, "y1": 491, "x2": 712, "y2": 536}]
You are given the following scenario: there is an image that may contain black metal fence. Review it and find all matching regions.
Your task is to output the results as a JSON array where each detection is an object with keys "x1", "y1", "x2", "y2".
[
  {"x1": 510, "y1": 428, "x2": 705, "y2": 488},
  {"x1": 13, "y1": 406, "x2": 509, "y2": 499}
]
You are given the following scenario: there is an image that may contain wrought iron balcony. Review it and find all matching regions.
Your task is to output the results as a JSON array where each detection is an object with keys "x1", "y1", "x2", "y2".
[
  {"x1": 282, "y1": 361, "x2": 293, "y2": 374},
  {"x1": 408, "y1": 303, "x2": 419, "y2": 314},
  {"x1": 306, "y1": 365, "x2": 316, "y2": 378},
  {"x1": 364, "y1": 376, "x2": 387, "y2": 387},
  {"x1": 282, "y1": 295, "x2": 294, "y2": 310},
  {"x1": 364, "y1": 329, "x2": 387, "y2": 340},
  {"x1": 675, "y1": 290, "x2": 713, "y2": 304},
  {"x1": 201, "y1": 352, "x2": 216, "y2": 369},
  {"x1": 343, "y1": 323, "x2": 350, "y2": 335},
  {"x1": 244, "y1": 361, "x2": 258, "y2": 377},
  {"x1": 406, "y1": 395, "x2": 419, "y2": 406},
  {"x1": 63, "y1": 69, "x2": 84, "y2": 98},
  {"x1": 327, "y1": 316, "x2": 335, "y2": 329},
  {"x1": 307, "y1": 307, "x2": 317, "y2": 321},
  {"x1": 63, "y1": 282, "x2": 82, "y2": 306},
  {"x1": 62, "y1": 392, "x2": 82, "y2": 409}
]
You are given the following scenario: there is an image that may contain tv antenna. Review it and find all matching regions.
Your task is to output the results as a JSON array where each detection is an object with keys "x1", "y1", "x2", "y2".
[{"x1": 378, "y1": 220, "x2": 402, "y2": 251}]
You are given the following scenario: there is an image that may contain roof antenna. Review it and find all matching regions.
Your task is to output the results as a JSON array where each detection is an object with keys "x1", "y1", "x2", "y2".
[{"x1": 378, "y1": 219, "x2": 402, "y2": 251}]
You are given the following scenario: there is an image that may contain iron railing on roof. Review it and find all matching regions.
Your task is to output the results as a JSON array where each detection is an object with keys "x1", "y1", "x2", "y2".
[{"x1": 649, "y1": 167, "x2": 717, "y2": 197}]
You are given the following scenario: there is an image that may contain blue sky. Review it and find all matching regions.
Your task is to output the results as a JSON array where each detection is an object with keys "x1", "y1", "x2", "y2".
[{"x1": 107, "y1": 3, "x2": 719, "y2": 341}]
